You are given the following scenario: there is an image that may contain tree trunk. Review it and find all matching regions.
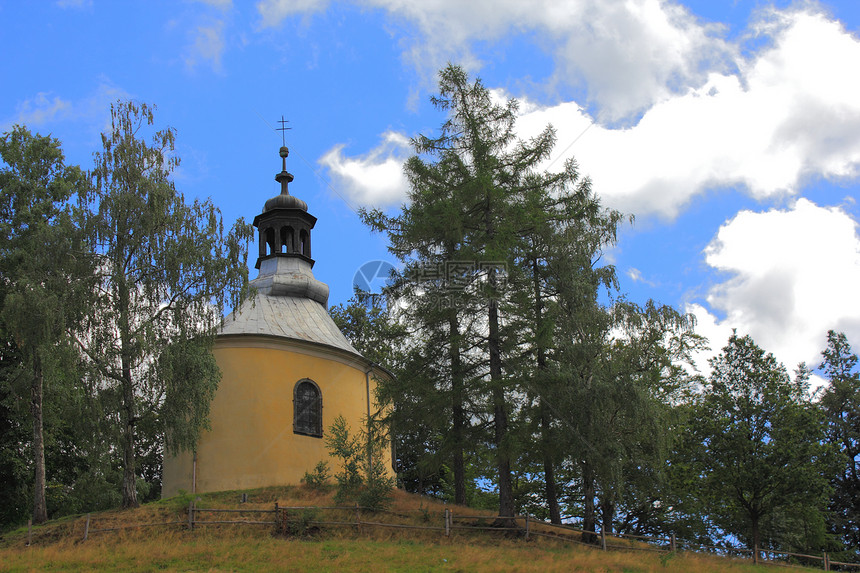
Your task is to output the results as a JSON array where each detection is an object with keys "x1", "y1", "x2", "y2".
[
  {"x1": 489, "y1": 290, "x2": 513, "y2": 519},
  {"x1": 541, "y1": 405, "x2": 561, "y2": 524},
  {"x1": 751, "y1": 514, "x2": 760, "y2": 563},
  {"x1": 601, "y1": 495, "x2": 615, "y2": 535},
  {"x1": 121, "y1": 371, "x2": 138, "y2": 508},
  {"x1": 30, "y1": 359, "x2": 47, "y2": 524},
  {"x1": 494, "y1": 385, "x2": 513, "y2": 519},
  {"x1": 582, "y1": 461, "x2": 597, "y2": 544},
  {"x1": 119, "y1": 277, "x2": 138, "y2": 509},
  {"x1": 449, "y1": 313, "x2": 467, "y2": 506},
  {"x1": 533, "y1": 259, "x2": 560, "y2": 524}
]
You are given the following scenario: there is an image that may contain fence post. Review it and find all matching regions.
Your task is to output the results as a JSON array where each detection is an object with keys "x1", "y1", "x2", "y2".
[
  {"x1": 188, "y1": 499, "x2": 194, "y2": 531},
  {"x1": 27, "y1": 519, "x2": 32, "y2": 546},
  {"x1": 444, "y1": 509, "x2": 450, "y2": 538},
  {"x1": 274, "y1": 502, "x2": 279, "y2": 532},
  {"x1": 525, "y1": 514, "x2": 530, "y2": 540},
  {"x1": 601, "y1": 528, "x2": 607, "y2": 551},
  {"x1": 824, "y1": 552, "x2": 829, "y2": 571},
  {"x1": 84, "y1": 513, "x2": 90, "y2": 541},
  {"x1": 355, "y1": 502, "x2": 361, "y2": 535},
  {"x1": 670, "y1": 533, "x2": 676, "y2": 553}
]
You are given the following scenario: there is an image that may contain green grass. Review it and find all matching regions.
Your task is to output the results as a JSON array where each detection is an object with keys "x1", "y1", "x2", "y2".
[
  {"x1": 0, "y1": 487, "x2": 819, "y2": 573},
  {"x1": 1, "y1": 534, "x2": 807, "y2": 573}
]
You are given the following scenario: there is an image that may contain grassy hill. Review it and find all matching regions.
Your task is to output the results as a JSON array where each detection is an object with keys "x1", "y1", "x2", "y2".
[{"x1": 0, "y1": 487, "x2": 817, "y2": 572}]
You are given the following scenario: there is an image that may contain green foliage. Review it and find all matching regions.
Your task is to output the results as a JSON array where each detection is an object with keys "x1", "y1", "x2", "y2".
[
  {"x1": 691, "y1": 333, "x2": 832, "y2": 553},
  {"x1": 330, "y1": 290, "x2": 407, "y2": 369},
  {"x1": 167, "y1": 489, "x2": 196, "y2": 513},
  {"x1": 0, "y1": 318, "x2": 125, "y2": 530},
  {"x1": 0, "y1": 126, "x2": 137, "y2": 527},
  {"x1": 325, "y1": 414, "x2": 395, "y2": 511},
  {"x1": 156, "y1": 337, "x2": 222, "y2": 454},
  {"x1": 819, "y1": 330, "x2": 860, "y2": 558},
  {"x1": 417, "y1": 503, "x2": 431, "y2": 523},
  {"x1": 277, "y1": 507, "x2": 320, "y2": 537},
  {"x1": 361, "y1": 63, "x2": 620, "y2": 516},
  {"x1": 326, "y1": 415, "x2": 363, "y2": 502},
  {"x1": 354, "y1": 64, "x2": 706, "y2": 534},
  {"x1": 0, "y1": 125, "x2": 90, "y2": 524},
  {"x1": 0, "y1": 106, "x2": 253, "y2": 520},
  {"x1": 331, "y1": 294, "x2": 455, "y2": 502},
  {"x1": 78, "y1": 100, "x2": 253, "y2": 508},
  {"x1": 0, "y1": 337, "x2": 30, "y2": 530},
  {"x1": 301, "y1": 461, "x2": 331, "y2": 490},
  {"x1": 658, "y1": 550, "x2": 677, "y2": 567}
]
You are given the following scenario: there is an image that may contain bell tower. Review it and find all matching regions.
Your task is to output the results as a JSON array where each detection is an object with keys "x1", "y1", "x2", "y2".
[
  {"x1": 161, "y1": 136, "x2": 393, "y2": 498},
  {"x1": 253, "y1": 146, "x2": 316, "y2": 267},
  {"x1": 251, "y1": 146, "x2": 328, "y2": 306}
]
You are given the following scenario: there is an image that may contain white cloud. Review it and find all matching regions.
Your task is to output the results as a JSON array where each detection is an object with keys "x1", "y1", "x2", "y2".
[
  {"x1": 13, "y1": 93, "x2": 72, "y2": 126},
  {"x1": 2, "y1": 80, "x2": 131, "y2": 140},
  {"x1": 687, "y1": 199, "x2": 860, "y2": 373},
  {"x1": 626, "y1": 267, "x2": 657, "y2": 287},
  {"x1": 181, "y1": 0, "x2": 233, "y2": 73},
  {"x1": 185, "y1": 21, "x2": 227, "y2": 72},
  {"x1": 257, "y1": 0, "x2": 329, "y2": 24},
  {"x1": 257, "y1": 0, "x2": 726, "y2": 121},
  {"x1": 318, "y1": 130, "x2": 411, "y2": 207},
  {"x1": 511, "y1": 9, "x2": 860, "y2": 219},
  {"x1": 543, "y1": 0, "x2": 728, "y2": 122},
  {"x1": 56, "y1": 0, "x2": 92, "y2": 8},
  {"x1": 318, "y1": 8, "x2": 860, "y2": 220}
]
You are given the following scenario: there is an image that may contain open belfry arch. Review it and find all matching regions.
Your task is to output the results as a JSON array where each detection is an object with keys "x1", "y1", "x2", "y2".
[{"x1": 162, "y1": 144, "x2": 392, "y2": 497}]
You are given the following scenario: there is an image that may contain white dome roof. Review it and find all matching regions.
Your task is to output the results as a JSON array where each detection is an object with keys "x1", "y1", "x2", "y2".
[{"x1": 220, "y1": 291, "x2": 360, "y2": 356}]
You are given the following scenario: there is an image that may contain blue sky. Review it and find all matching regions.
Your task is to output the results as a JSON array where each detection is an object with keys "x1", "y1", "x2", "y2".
[{"x1": 2, "y1": 0, "x2": 859, "y2": 379}]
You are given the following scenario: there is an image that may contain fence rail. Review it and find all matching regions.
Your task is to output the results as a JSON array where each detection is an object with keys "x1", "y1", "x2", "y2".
[{"x1": 20, "y1": 503, "x2": 860, "y2": 571}]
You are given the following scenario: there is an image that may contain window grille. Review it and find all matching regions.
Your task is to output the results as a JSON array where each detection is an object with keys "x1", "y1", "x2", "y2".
[{"x1": 294, "y1": 379, "x2": 322, "y2": 437}]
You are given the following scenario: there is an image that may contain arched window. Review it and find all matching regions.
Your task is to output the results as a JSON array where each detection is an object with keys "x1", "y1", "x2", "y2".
[
  {"x1": 280, "y1": 226, "x2": 294, "y2": 254},
  {"x1": 293, "y1": 379, "x2": 322, "y2": 437},
  {"x1": 299, "y1": 229, "x2": 310, "y2": 257},
  {"x1": 264, "y1": 227, "x2": 276, "y2": 256}
]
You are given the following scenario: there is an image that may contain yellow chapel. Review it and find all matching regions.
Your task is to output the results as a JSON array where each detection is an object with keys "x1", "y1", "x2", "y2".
[{"x1": 162, "y1": 146, "x2": 392, "y2": 497}]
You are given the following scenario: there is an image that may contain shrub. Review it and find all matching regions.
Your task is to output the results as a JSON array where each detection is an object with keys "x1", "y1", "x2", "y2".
[
  {"x1": 277, "y1": 507, "x2": 319, "y2": 537},
  {"x1": 301, "y1": 461, "x2": 331, "y2": 490},
  {"x1": 324, "y1": 414, "x2": 395, "y2": 511}
]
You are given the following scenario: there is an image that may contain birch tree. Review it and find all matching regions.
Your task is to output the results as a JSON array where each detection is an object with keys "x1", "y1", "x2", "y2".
[
  {"x1": 79, "y1": 101, "x2": 252, "y2": 508},
  {"x1": 0, "y1": 126, "x2": 88, "y2": 523}
]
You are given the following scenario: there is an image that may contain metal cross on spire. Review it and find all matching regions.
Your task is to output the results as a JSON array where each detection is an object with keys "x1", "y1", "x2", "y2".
[{"x1": 276, "y1": 115, "x2": 291, "y2": 146}]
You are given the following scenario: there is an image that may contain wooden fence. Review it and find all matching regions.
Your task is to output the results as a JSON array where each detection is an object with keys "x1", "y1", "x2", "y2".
[{"x1": 23, "y1": 504, "x2": 860, "y2": 571}]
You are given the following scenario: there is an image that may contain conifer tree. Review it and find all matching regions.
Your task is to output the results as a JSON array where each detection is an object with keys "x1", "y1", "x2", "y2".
[
  {"x1": 819, "y1": 330, "x2": 860, "y2": 557},
  {"x1": 363, "y1": 64, "x2": 622, "y2": 518},
  {"x1": 507, "y1": 166, "x2": 628, "y2": 524}
]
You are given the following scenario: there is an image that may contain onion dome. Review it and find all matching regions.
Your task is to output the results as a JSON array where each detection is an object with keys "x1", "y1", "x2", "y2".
[
  {"x1": 222, "y1": 144, "x2": 355, "y2": 352},
  {"x1": 264, "y1": 146, "x2": 308, "y2": 212},
  {"x1": 253, "y1": 146, "x2": 317, "y2": 270}
]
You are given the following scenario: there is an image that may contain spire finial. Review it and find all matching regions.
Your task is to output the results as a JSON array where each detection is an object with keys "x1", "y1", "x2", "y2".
[
  {"x1": 276, "y1": 115, "x2": 292, "y2": 173},
  {"x1": 277, "y1": 115, "x2": 291, "y2": 145}
]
